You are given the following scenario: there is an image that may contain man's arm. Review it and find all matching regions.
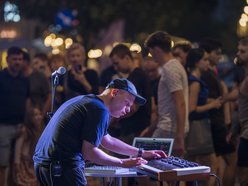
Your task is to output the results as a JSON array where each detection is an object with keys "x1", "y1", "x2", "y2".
[
  {"x1": 82, "y1": 140, "x2": 147, "y2": 168},
  {"x1": 172, "y1": 90, "x2": 186, "y2": 156},
  {"x1": 82, "y1": 139, "x2": 123, "y2": 166},
  {"x1": 220, "y1": 80, "x2": 232, "y2": 124},
  {"x1": 101, "y1": 134, "x2": 166, "y2": 159},
  {"x1": 101, "y1": 134, "x2": 139, "y2": 157},
  {"x1": 222, "y1": 83, "x2": 239, "y2": 102}
]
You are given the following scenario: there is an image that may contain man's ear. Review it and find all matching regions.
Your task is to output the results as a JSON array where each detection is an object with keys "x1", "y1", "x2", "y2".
[{"x1": 111, "y1": 89, "x2": 119, "y2": 97}]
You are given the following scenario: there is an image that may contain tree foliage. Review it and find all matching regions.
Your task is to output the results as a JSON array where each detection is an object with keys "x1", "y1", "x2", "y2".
[{"x1": 7, "y1": 0, "x2": 244, "y2": 51}]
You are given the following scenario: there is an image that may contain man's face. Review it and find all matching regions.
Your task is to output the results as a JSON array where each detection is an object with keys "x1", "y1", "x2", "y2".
[
  {"x1": 236, "y1": 44, "x2": 248, "y2": 66},
  {"x1": 143, "y1": 59, "x2": 160, "y2": 80},
  {"x1": 50, "y1": 58, "x2": 65, "y2": 72},
  {"x1": 208, "y1": 48, "x2": 222, "y2": 66},
  {"x1": 148, "y1": 47, "x2": 163, "y2": 65},
  {"x1": 109, "y1": 89, "x2": 135, "y2": 118},
  {"x1": 67, "y1": 48, "x2": 85, "y2": 66},
  {"x1": 7, "y1": 53, "x2": 24, "y2": 75},
  {"x1": 31, "y1": 57, "x2": 47, "y2": 73},
  {"x1": 173, "y1": 47, "x2": 187, "y2": 66},
  {"x1": 111, "y1": 54, "x2": 130, "y2": 74}
]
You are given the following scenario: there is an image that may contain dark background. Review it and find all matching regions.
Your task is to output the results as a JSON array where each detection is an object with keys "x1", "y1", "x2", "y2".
[{"x1": 0, "y1": 0, "x2": 245, "y2": 54}]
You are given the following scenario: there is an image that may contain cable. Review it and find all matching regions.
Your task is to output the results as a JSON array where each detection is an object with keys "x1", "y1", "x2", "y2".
[
  {"x1": 50, "y1": 162, "x2": 54, "y2": 186},
  {"x1": 209, "y1": 173, "x2": 221, "y2": 186},
  {"x1": 195, "y1": 180, "x2": 198, "y2": 186}
]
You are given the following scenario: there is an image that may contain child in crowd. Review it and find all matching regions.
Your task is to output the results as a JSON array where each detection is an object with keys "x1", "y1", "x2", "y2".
[{"x1": 14, "y1": 106, "x2": 44, "y2": 186}]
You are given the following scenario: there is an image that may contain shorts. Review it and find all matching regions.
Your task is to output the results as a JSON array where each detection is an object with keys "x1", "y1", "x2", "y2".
[
  {"x1": 186, "y1": 119, "x2": 214, "y2": 156},
  {"x1": 238, "y1": 137, "x2": 248, "y2": 167},
  {"x1": 0, "y1": 124, "x2": 19, "y2": 166},
  {"x1": 211, "y1": 122, "x2": 235, "y2": 155}
]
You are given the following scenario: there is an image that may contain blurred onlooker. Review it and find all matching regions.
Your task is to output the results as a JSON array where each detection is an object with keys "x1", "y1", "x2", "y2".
[
  {"x1": 222, "y1": 62, "x2": 245, "y2": 140},
  {"x1": 142, "y1": 56, "x2": 161, "y2": 105},
  {"x1": 31, "y1": 53, "x2": 51, "y2": 79},
  {"x1": 22, "y1": 51, "x2": 51, "y2": 118},
  {"x1": 0, "y1": 46, "x2": 30, "y2": 186},
  {"x1": 186, "y1": 48, "x2": 222, "y2": 186},
  {"x1": 49, "y1": 54, "x2": 66, "y2": 72},
  {"x1": 173, "y1": 42, "x2": 192, "y2": 66},
  {"x1": 140, "y1": 56, "x2": 161, "y2": 137},
  {"x1": 144, "y1": 31, "x2": 189, "y2": 157},
  {"x1": 64, "y1": 43, "x2": 99, "y2": 100},
  {"x1": 109, "y1": 44, "x2": 151, "y2": 144},
  {"x1": 234, "y1": 37, "x2": 248, "y2": 186},
  {"x1": 14, "y1": 106, "x2": 44, "y2": 186},
  {"x1": 131, "y1": 51, "x2": 143, "y2": 68},
  {"x1": 200, "y1": 38, "x2": 237, "y2": 186}
]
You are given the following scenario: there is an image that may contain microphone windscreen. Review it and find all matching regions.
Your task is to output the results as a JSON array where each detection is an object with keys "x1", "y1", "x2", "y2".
[{"x1": 58, "y1": 67, "x2": 67, "y2": 75}]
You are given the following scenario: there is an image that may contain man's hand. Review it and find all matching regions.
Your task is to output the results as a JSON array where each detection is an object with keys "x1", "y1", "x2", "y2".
[
  {"x1": 120, "y1": 158, "x2": 148, "y2": 168},
  {"x1": 142, "y1": 150, "x2": 167, "y2": 160}
]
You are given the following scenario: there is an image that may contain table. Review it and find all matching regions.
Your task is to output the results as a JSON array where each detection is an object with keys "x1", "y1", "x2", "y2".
[
  {"x1": 138, "y1": 169, "x2": 209, "y2": 186},
  {"x1": 85, "y1": 171, "x2": 144, "y2": 186}
]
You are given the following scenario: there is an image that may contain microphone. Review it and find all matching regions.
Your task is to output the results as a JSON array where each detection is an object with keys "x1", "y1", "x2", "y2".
[{"x1": 52, "y1": 67, "x2": 67, "y2": 77}]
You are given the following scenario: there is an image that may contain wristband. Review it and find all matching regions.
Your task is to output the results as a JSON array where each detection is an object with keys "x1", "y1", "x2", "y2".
[{"x1": 137, "y1": 148, "x2": 144, "y2": 157}]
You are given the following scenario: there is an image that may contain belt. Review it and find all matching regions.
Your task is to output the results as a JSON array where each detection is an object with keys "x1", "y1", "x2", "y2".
[{"x1": 35, "y1": 160, "x2": 84, "y2": 169}]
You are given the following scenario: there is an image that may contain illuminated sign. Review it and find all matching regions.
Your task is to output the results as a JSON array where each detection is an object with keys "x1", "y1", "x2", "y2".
[{"x1": 0, "y1": 29, "x2": 17, "y2": 39}]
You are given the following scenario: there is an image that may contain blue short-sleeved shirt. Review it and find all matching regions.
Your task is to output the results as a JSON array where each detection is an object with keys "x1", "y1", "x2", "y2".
[{"x1": 33, "y1": 95, "x2": 110, "y2": 167}]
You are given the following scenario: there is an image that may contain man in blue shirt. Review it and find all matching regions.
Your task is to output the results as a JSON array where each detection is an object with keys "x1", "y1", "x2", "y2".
[{"x1": 33, "y1": 78, "x2": 166, "y2": 186}]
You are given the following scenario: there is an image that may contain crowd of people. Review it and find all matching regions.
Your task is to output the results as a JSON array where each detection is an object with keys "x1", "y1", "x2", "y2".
[{"x1": 0, "y1": 31, "x2": 247, "y2": 186}]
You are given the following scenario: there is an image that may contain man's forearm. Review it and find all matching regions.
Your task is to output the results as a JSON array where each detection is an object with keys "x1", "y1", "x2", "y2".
[
  {"x1": 82, "y1": 141, "x2": 122, "y2": 166},
  {"x1": 89, "y1": 148, "x2": 123, "y2": 166},
  {"x1": 173, "y1": 91, "x2": 186, "y2": 138},
  {"x1": 223, "y1": 88, "x2": 239, "y2": 102},
  {"x1": 101, "y1": 135, "x2": 138, "y2": 157},
  {"x1": 175, "y1": 107, "x2": 186, "y2": 139}
]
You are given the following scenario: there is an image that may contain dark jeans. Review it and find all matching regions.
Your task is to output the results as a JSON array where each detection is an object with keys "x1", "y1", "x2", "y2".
[{"x1": 34, "y1": 163, "x2": 87, "y2": 186}]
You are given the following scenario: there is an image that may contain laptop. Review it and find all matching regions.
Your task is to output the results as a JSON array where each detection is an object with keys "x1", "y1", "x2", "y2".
[{"x1": 132, "y1": 137, "x2": 174, "y2": 157}]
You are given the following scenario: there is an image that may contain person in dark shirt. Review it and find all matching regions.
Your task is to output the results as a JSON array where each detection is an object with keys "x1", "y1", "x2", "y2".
[
  {"x1": 22, "y1": 51, "x2": 51, "y2": 118},
  {"x1": 33, "y1": 78, "x2": 166, "y2": 186},
  {"x1": 140, "y1": 56, "x2": 161, "y2": 137},
  {"x1": 200, "y1": 38, "x2": 236, "y2": 186},
  {"x1": 0, "y1": 46, "x2": 30, "y2": 186},
  {"x1": 234, "y1": 37, "x2": 248, "y2": 186},
  {"x1": 109, "y1": 44, "x2": 152, "y2": 144},
  {"x1": 172, "y1": 42, "x2": 192, "y2": 67},
  {"x1": 64, "y1": 43, "x2": 99, "y2": 100}
]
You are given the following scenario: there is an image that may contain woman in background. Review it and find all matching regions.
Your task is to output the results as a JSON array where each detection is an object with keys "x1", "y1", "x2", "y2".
[
  {"x1": 186, "y1": 48, "x2": 222, "y2": 186},
  {"x1": 14, "y1": 106, "x2": 44, "y2": 186}
]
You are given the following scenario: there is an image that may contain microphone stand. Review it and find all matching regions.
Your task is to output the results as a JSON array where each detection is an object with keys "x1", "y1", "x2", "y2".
[{"x1": 47, "y1": 74, "x2": 60, "y2": 120}]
